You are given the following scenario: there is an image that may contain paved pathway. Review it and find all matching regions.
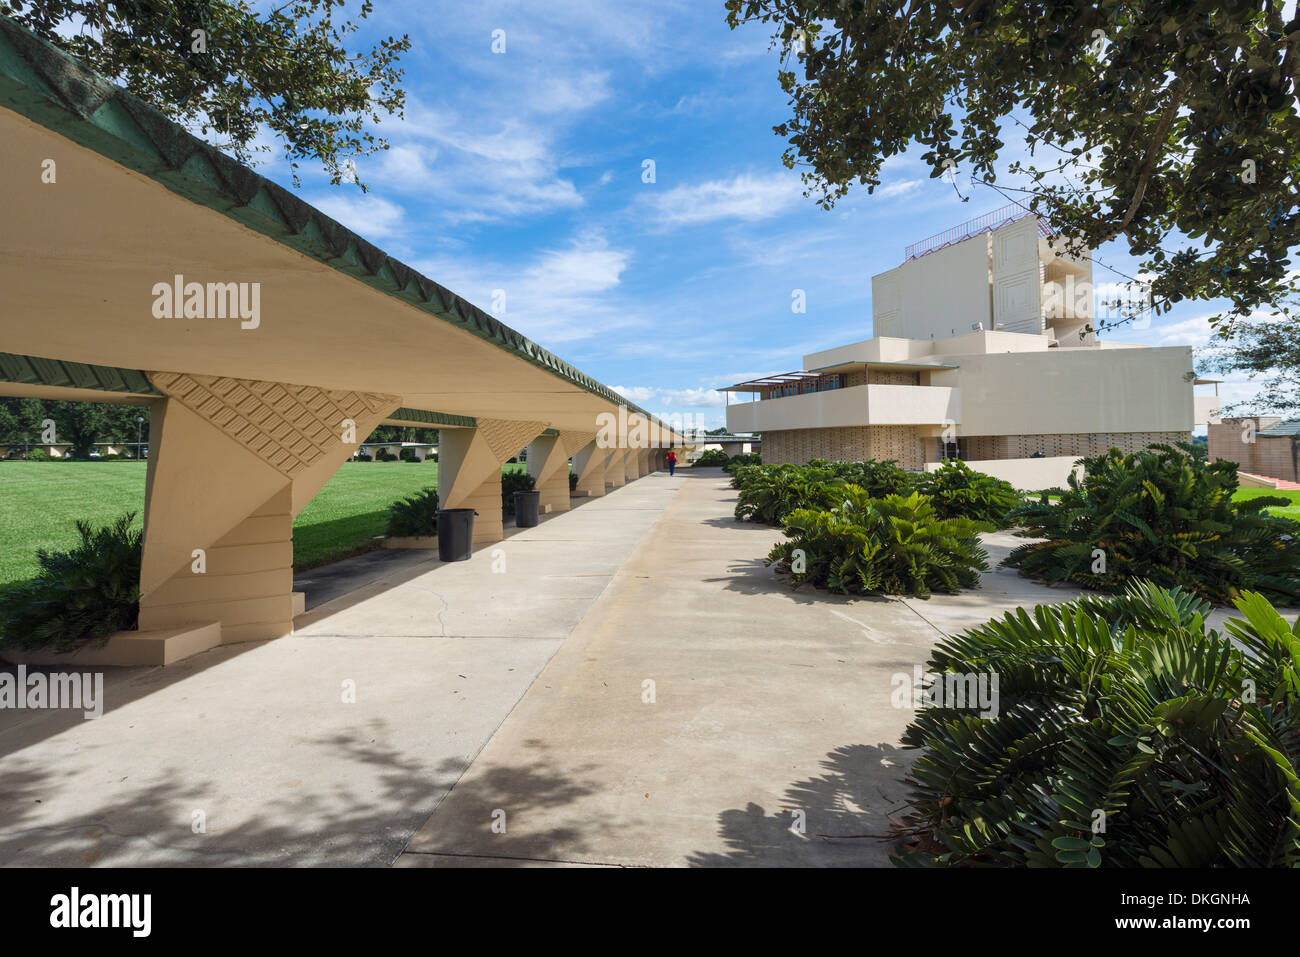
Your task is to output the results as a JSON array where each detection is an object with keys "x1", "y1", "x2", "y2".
[
  {"x1": 398, "y1": 471, "x2": 965, "y2": 866},
  {"x1": 0, "y1": 478, "x2": 674, "y2": 866},
  {"x1": 5, "y1": 467, "x2": 1286, "y2": 867}
]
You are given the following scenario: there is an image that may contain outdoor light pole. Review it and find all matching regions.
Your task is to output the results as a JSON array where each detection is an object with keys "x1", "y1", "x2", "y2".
[{"x1": 136, "y1": 416, "x2": 144, "y2": 459}]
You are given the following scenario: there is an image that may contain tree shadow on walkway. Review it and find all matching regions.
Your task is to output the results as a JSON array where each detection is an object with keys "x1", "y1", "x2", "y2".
[{"x1": 687, "y1": 742, "x2": 915, "y2": 867}]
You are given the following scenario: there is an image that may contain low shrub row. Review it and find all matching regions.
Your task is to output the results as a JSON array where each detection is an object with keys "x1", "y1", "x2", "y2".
[
  {"x1": 733, "y1": 458, "x2": 1016, "y2": 528},
  {"x1": 694, "y1": 448, "x2": 730, "y2": 467},
  {"x1": 696, "y1": 449, "x2": 762, "y2": 469}
]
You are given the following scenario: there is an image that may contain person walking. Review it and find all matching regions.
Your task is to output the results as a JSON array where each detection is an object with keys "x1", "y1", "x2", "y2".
[{"x1": 666, "y1": 449, "x2": 677, "y2": 476}]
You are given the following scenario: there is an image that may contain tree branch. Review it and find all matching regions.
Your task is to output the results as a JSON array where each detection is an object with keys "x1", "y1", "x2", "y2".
[{"x1": 1098, "y1": 75, "x2": 1192, "y2": 244}]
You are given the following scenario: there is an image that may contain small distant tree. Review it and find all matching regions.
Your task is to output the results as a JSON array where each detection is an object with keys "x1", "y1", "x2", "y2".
[
  {"x1": 1203, "y1": 295, "x2": 1300, "y2": 417},
  {"x1": 3, "y1": 0, "x2": 410, "y2": 188}
]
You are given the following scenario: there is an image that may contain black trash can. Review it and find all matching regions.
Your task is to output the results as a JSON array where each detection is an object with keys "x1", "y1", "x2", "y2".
[
  {"x1": 437, "y1": 508, "x2": 477, "y2": 561},
  {"x1": 513, "y1": 490, "x2": 541, "y2": 527}
]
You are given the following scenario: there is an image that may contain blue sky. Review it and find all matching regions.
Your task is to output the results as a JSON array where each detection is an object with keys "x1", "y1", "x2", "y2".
[{"x1": 244, "y1": 0, "x2": 1280, "y2": 428}]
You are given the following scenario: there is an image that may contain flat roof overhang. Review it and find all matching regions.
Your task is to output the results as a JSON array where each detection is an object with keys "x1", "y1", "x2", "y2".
[
  {"x1": 808, "y1": 360, "x2": 961, "y2": 375},
  {"x1": 723, "y1": 360, "x2": 959, "y2": 392},
  {"x1": 0, "y1": 18, "x2": 680, "y2": 442}
]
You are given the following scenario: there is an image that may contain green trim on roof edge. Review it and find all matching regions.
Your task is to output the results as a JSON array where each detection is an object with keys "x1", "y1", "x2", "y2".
[
  {"x1": 387, "y1": 407, "x2": 476, "y2": 429},
  {"x1": 0, "y1": 17, "x2": 662, "y2": 428},
  {"x1": 0, "y1": 351, "x2": 162, "y2": 396}
]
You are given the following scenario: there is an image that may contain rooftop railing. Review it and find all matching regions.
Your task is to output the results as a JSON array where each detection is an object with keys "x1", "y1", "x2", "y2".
[{"x1": 904, "y1": 203, "x2": 1057, "y2": 260}]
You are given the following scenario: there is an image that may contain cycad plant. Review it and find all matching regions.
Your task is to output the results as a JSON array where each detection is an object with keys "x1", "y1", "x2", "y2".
[
  {"x1": 385, "y1": 487, "x2": 439, "y2": 537},
  {"x1": 914, "y1": 459, "x2": 1022, "y2": 526},
  {"x1": 894, "y1": 581, "x2": 1300, "y2": 867},
  {"x1": 767, "y1": 489, "x2": 991, "y2": 597},
  {"x1": 732, "y1": 458, "x2": 915, "y2": 524},
  {"x1": 0, "y1": 512, "x2": 142, "y2": 651},
  {"x1": 1004, "y1": 442, "x2": 1300, "y2": 604},
  {"x1": 734, "y1": 464, "x2": 851, "y2": 524}
]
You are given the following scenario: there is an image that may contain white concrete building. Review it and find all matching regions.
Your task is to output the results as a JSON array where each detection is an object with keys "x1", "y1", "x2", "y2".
[{"x1": 725, "y1": 207, "x2": 1219, "y2": 488}]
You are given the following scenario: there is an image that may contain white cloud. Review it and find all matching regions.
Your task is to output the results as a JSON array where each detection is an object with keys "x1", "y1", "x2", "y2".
[
  {"x1": 875, "y1": 178, "x2": 922, "y2": 199},
  {"x1": 412, "y1": 231, "x2": 640, "y2": 346},
  {"x1": 1152, "y1": 314, "x2": 1217, "y2": 348},
  {"x1": 309, "y1": 194, "x2": 408, "y2": 243},
  {"x1": 610, "y1": 386, "x2": 725, "y2": 409},
  {"x1": 648, "y1": 172, "x2": 804, "y2": 226},
  {"x1": 613, "y1": 385, "x2": 658, "y2": 403}
]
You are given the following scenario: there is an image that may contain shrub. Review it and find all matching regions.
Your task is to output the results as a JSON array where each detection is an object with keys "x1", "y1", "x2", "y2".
[
  {"x1": 734, "y1": 463, "x2": 853, "y2": 524},
  {"x1": 695, "y1": 449, "x2": 730, "y2": 467},
  {"x1": 914, "y1": 460, "x2": 1022, "y2": 526},
  {"x1": 501, "y1": 469, "x2": 537, "y2": 515},
  {"x1": 27, "y1": 449, "x2": 50, "y2": 461},
  {"x1": 732, "y1": 459, "x2": 914, "y2": 524},
  {"x1": 373, "y1": 448, "x2": 397, "y2": 462},
  {"x1": 385, "y1": 487, "x2": 439, "y2": 537},
  {"x1": 822, "y1": 458, "x2": 913, "y2": 498},
  {"x1": 399, "y1": 447, "x2": 418, "y2": 462},
  {"x1": 723, "y1": 451, "x2": 762, "y2": 471},
  {"x1": 1004, "y1": 442, "x2": 1300, "y2": 604},
  {"x1": 569, "y1": 469, "x2": 579, "y2": 492},
  {"x1": 0, "y1": 513, "x2": 142, "y2": 652},
  {"x1": 893, "y1": 581, "x2": 1300, "y2": 867},
  {"x1": 353, "y1": 450, "x2": 373, "y2": 462},
  {"x1": 767, "y1": 489, "x2": 991, "y2": 597}
]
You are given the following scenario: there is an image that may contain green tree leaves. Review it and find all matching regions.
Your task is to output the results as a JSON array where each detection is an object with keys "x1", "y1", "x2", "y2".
[
  {"x1": 725, "y1": 0, "x2": 1299, "y2": 328},
  {"x1": 4, "y1": 0, "x2": 410, "y2": 188}
]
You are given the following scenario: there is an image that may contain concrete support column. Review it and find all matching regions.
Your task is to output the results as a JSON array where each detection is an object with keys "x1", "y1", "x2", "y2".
[
  {"x1": 570, "y1": 439, "x2": 606, "y2": 497},
  {"x1": 438, "y1": 417, "x2": 547, "y2": 548},
  {"x1": 605, "y1": 449, "x2": 627, "y2": 489},
  {"x1": 526, "y1": 432, "x2": 571, "y2": 515},
  {"x1": 623, "y1": 448, "x2": 638, "y2": 484},
  {"x1": 138, "y1": 372, "x2": 397, "y2": 643},
  {"x1": 636, "y1": 449, "x2": 651, "y2": 477}
]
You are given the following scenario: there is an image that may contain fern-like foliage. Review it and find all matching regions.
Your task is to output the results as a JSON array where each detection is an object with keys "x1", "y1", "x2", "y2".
[
  {"x1": 893, "y1": 580, "x2": 1300, "y2": 868},
  {"x1": 914, "y1": 459, "x2": 1022, "y2": 526},
  {"x1": 0, "y1": 512, "x2": 142, "y2": 652},
  {"x1": 501, "y1": 470, "x2": 537, "y2": 515},
  {"x1": 767, "y1": 489, "x2": 991, "y2": 597},
  {"x1": 1004, "y1": 442, "x2": 1300, "y2": 604},
  {"x1": 385, "y1": 487, "x2": 439, "y2": 537},
  {"x1": 733, "y1": 459, "x2": 913, "y2": 524}
]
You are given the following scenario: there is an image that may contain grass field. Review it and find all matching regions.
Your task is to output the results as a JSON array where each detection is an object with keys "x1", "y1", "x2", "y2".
[
  {"x1": 2, "y1": 462, "x2": 1293, "y2": 585},
  {"x1": 1232, "y1": 487, "x2": 1300, "y2": 520},
  {"x1": 1027, "y1": 488, "x2": 1300, "y2": 520},
  {"x1": 0, "y1": 460, "x2": 528, "y2": 583}
]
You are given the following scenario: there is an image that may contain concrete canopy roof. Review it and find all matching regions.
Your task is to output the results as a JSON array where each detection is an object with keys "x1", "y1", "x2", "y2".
[{"x1": 0, "y1": 17, "x2": 675, "y2": 439}]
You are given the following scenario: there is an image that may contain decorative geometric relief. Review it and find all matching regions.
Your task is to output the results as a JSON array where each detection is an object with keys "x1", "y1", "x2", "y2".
[
  {"x1": 150, "y1": 372, "x2": 398, "y2": 477},
  {"x1": 558, "y1": 429, "x2": 594, "y2": 456},
  {"x1": 476, "y1": 417, "x2": 548, "y2": 465}
]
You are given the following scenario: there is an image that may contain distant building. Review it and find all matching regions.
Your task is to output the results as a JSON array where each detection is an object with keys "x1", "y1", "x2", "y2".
[
  {"x1": 724, "y1": 206, "x2": 1218, "y2": 488},
  {"x1": 1209, "y1": 417, "x2": 1300, "y2": 486}
]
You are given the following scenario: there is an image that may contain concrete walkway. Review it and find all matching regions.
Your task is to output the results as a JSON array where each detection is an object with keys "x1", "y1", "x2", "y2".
[
  {"x1": 0, "y1": 478, "x2": 676, "y2": 866},
  {"x1": 397, "y1": 471, "x2": 956, "y2": 867},
  {"x1": 4, "y1": 467, "x2": 1284, "y2": 867}
]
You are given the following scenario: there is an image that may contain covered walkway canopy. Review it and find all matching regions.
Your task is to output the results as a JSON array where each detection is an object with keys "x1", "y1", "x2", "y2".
[{"x1": 0, "y1": 17, "x2": 681, "y2": 660}]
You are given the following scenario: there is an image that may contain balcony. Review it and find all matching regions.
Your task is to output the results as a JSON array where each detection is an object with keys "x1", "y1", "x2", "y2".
[{"x1": 726, "y1": 383, "x2": 960, "y2": 433}]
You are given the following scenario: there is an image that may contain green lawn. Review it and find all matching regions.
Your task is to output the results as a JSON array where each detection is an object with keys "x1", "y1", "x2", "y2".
[
  {"x1": 0, "y1": 460, "x2": 529, "y2": 583},
  {"x1": 1232, "y1": 488, "x2": 1300, "y2": 520},
  {"x1": 1025, "y1": 488, "x2": 1300, "y2": 520}
]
